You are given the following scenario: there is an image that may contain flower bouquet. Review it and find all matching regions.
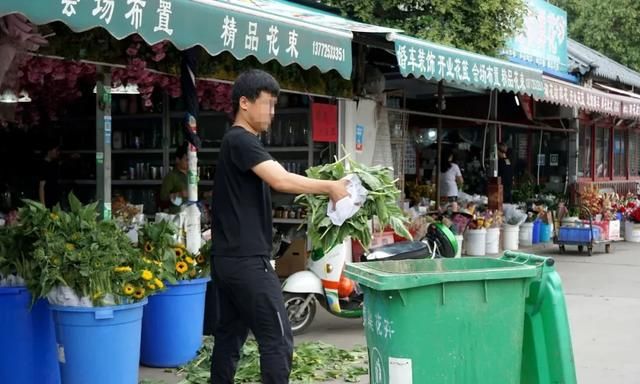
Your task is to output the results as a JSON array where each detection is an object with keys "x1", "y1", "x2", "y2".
[{"x1": 138, "y1": 220, "x2": 212, "y2": 367}]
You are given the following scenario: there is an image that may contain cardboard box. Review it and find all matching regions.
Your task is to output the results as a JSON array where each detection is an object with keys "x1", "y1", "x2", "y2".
[
  {"x1": 582, "y1": 220, "x2": 621, "y2": 241},
  {"x1": 275, "y1": 239, "x2": 308, "y2": 278}
]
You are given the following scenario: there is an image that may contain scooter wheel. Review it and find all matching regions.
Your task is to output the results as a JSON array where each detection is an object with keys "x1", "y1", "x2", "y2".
[{"x1": 284, "y1": 293, "x2": 317, "y2": 336}]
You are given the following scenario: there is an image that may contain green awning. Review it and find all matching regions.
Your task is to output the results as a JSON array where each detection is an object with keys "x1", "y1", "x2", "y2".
[
  {"x1": 388, "y1": 33, "x2": 545, "y2": 97},
  {"x1": 0, "y1": 0, "x2": 394, "y2": 79}
]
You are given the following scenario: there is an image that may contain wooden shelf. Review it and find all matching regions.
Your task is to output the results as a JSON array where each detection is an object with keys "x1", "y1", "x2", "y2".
[
  {"x1": 64, "y1": 179, "x2": 213, "y2": 187},
  {"x1": 112, "y1": 180, "x2": 163, "y2": 186},
  {"x1": 112, "y1": 149, "x2": 163, "y2": 154},
  {"x1": 272, "y1": 218, "x2": 306, "y2": 224}
]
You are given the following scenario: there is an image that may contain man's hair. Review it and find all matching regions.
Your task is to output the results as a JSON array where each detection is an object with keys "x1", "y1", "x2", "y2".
[
  {"x1": 174, "y1": 143, "x2": 188, "y2": 160},
  {"x1": 498, "y1": 142, "x2": 508, "y2": 151},
  {"x1": 231, "y1": 69, "x2": 280, "y2": 116}
]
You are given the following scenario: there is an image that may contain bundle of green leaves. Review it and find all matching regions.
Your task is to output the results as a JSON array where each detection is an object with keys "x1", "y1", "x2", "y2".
[
  {"x1": 296, "y1": 157, "x2": 412, "y2": 251},
  {"x1": 3, "y1": 194, "x2": 162, "y2": 306}
]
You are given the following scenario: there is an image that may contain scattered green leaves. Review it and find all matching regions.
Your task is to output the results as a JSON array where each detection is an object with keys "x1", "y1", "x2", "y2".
[
  {"x1": 296, "y1": 157, "x2": 412, "y2": 251},
  {"x1": 176, "y1": 337, "x2": 368, "y2": 384}
]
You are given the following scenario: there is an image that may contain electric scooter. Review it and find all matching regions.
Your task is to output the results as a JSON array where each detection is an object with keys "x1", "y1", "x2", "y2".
[{"x1": 281, "y1": 222, "x2": 459, "y2": 335}]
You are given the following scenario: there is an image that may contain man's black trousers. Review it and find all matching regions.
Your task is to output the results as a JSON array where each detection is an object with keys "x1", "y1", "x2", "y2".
[{"x1": 209, "y1": 255, "x2": 294, "y2": 384}]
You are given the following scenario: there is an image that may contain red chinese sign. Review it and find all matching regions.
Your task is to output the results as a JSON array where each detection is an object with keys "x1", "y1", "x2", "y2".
[{"x1": 311, "y1": 102, "x2": 338, "y2": 142}]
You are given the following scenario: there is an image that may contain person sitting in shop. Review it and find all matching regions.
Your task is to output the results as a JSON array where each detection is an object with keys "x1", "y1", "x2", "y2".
[
  {"x1": 439, "y1": 149, "x2": 464, "y2": 202},
  {"x1": 159, "y1": 143, "x2": 188, "y2": 213},
  {"x1": 498, "y1": 142, "x2": 514, "y2": 203}
]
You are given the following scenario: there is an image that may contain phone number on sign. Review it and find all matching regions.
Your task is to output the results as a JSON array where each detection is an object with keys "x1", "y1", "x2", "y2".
[{"x1": 312, "y1": 41, "x2": 346, "y2": 62}]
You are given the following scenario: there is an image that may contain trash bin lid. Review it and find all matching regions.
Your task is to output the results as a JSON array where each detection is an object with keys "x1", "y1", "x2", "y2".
[{"x1": 345, "y1": 257, "x2": 537, "y2": 291}]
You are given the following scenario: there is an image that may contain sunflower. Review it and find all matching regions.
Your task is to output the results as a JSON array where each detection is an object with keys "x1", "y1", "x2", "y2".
[
  {"x1": 147, "y1": 283, "x2": 157, "y2": 290},
  {"x1": 174, "y1": 247, "x2": 185, "y2": 258},
  {"x1": 123, "y1": 283, "x2": 135, "y2": 295},
  {"x1": 141, "y1": 269, "x2": 153, "y2": 281},
  {"x1": 114, "y1": 266, "x2": 132, "y2": 273},
  {"x1": 144, "y1": 242, "x2": 154, "y2": 253},
  {"x1": 176, "y1": 261, "x2": 188, "y2": 274},
  {"x1": 50, "y1": 213, "x2": 59, "y2": 221},
  {"x1": 154, "y1": 278, "x2": 164, "y2": 289},
  {"x1": 133, "y1": 287, "x2": 146, "y2": 300},
  {"x1": 185, "y1": 256, "x2": 194, "y2": 265},
  {"x1": 142, "y1": 257, "x2": 153, "y2": 264},
  {"x1": 65, "y1": 243, "x2": 75, "y2": 251},
  {"x1": 196, "y1": 254, "x2": 206, "y2": 264},
  {"x1": 189, "y1": 269, "x2": 197, "y2": 278}
]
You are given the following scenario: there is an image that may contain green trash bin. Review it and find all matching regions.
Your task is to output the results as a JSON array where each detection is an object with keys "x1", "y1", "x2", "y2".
[
  {"x1": 345, "y1": 257, "x2": 538, "y2": 384},
  {"x1": 501, "y1": 251, "x2": 577, "y2": 384}
]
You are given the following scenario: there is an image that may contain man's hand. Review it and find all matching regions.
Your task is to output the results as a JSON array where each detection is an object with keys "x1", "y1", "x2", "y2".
[{"x1": 329, "y1": 179, "x2": 350, "y2": 206}]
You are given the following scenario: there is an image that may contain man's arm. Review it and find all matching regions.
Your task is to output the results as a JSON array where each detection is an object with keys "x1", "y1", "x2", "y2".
[{"x1": 252, "y1": 160, "x2": 348, "y2": 203}]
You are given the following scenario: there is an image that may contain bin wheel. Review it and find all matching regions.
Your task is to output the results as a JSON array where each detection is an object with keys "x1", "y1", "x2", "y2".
[
  {"x1": 559, "y1": 245, "x2": 565, "y2": 254},
  {"x1": 605, "y1": 244, "x2": 611, "y2": 253},
  {"x1": 284, "y1": 293, "x2": 316, "y2": 336},
  {"x1": 578, "y1": 245, "x2": 584, "y2": 253},
  {"x1": 587, "y1": 247, "x2": 593, "y2": 256}
]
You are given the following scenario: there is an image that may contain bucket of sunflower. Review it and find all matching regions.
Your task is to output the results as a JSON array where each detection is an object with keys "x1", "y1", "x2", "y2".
[
  {"x1": 138, "y1": 220, "x2": 211, "y2": 367},
  {"x1": 0, "y1": 216, "x2": 60, "y2": 384},
  {"x1": 15, "y1": 194, "x2": 158, "y2": 384}
]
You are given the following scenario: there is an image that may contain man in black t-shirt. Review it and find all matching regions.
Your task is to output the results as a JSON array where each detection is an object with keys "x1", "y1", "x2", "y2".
[
  {"x1": 38, "y1": 141, "x2": 61, "y2": 208},
  {"x1": 210, "y1": 70, "x2": 348, "y2": 384}
]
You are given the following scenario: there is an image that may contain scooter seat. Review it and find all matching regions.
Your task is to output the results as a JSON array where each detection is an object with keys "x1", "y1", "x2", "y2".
[{"x1": 364, "y1": 241, "x2": 428, "y2": 261}]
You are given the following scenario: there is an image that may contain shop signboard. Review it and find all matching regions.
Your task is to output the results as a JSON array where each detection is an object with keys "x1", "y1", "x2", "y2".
[
  {"x1": 0, "y1": 0, "x2": 364, "y2": 79},
  {"x1": 537, "y1": 76, "x2": 640, "y2": 118},
  {"x1": 504, "y1": 0, "x2": 569, "y2": 72},
  {"x1": 389, "y1": 34, "x2": 545, "y2": 97}
]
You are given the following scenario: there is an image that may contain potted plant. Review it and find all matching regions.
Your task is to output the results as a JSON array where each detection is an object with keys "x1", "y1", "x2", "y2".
[
  {"x1": 15, "y1": 194, "x2": 157, "y2": 384},
  {"x1": 138, "y1": 220, "x2": 211, "y2": 367},
  {"x1": 0, "y1": 219, "x2": 61, "y2": 384},
  {"x1": 562, "y1": 206, "x2": 581, "y2": 228}
]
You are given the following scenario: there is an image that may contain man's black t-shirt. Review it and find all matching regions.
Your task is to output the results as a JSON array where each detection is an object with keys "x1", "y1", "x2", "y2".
[
  {"x1": 212, "y1": 126, "x2": 274, "y2": 257},
  {"x1": 38, "y1": 159, "x2": 61, "y2": 208}
]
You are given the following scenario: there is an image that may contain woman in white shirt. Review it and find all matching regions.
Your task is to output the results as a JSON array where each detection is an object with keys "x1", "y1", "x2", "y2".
[{"x1": 440, "y1": 150, "x2": 464, "y2": 202}]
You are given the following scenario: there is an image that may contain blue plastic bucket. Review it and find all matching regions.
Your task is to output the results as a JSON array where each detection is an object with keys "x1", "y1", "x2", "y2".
[
  {"x1": 532, "y1": 219, "x2": 541, "y2": 244},
  {"x1": 141, "y1": 277, "x2": 211, "y2": 367},
  {"x1": 0, "y1": 287, "x2": 60, "y2": 384},
  {"x1": 51, "y1": 299, "x2": 147, "y2": 384},
  {"x1": 540, "y1": 222, "x2": 552, "y2": 243}
]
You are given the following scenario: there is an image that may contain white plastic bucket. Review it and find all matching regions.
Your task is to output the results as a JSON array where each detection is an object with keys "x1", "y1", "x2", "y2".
[
  {"x1": 625, "y1": 221, "x2": 640, "y2": 243},
  {"x1": 503, "y1": 224, "x2": 520, "y2": 251},
  {"x1": 486, "y1": 227, "x2": 501, "y2": 254},
  {"x1": 519, "y1": 222, "x2": 534, "y2": 247},
  {"x1": 455, "y1": 235, "x2": 464, "y2": 258},
  {"x1": 464, "y1": 228, "x2": 486, "y2": 256}
]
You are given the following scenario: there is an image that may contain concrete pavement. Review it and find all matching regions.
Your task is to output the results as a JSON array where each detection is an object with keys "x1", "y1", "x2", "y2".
[{"x1": 140, "y1": 241, "x2": 640, "y2": 383}]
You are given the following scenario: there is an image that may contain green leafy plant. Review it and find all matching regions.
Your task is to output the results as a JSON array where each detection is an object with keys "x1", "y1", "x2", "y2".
[
  {"x1": 326, "y1": 0, "x2": 527, "y2": 56},
  {"x1": 6, "y1": 194, "x2": 162, "y2": 306},
  {"x1": 175, "y1": 337, "x2": 367, "y2": 384},
  {"x1": 296, "y1": 156, "x2": 412, "y2": 251}
]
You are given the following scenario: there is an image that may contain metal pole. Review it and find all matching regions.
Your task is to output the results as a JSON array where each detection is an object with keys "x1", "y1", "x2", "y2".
[
  {"x1": 489, "y1": 90, "x2": 499, "y2": 177},
  {"x1": 384, "y1": 107, "x2": 576, "y2": 133},
  {"x1": 436, "y1": 81, "x2": 444, "y2": 209},
  {"x1": 95, "y1": 66, "x2": 112, "y2": 220}
]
